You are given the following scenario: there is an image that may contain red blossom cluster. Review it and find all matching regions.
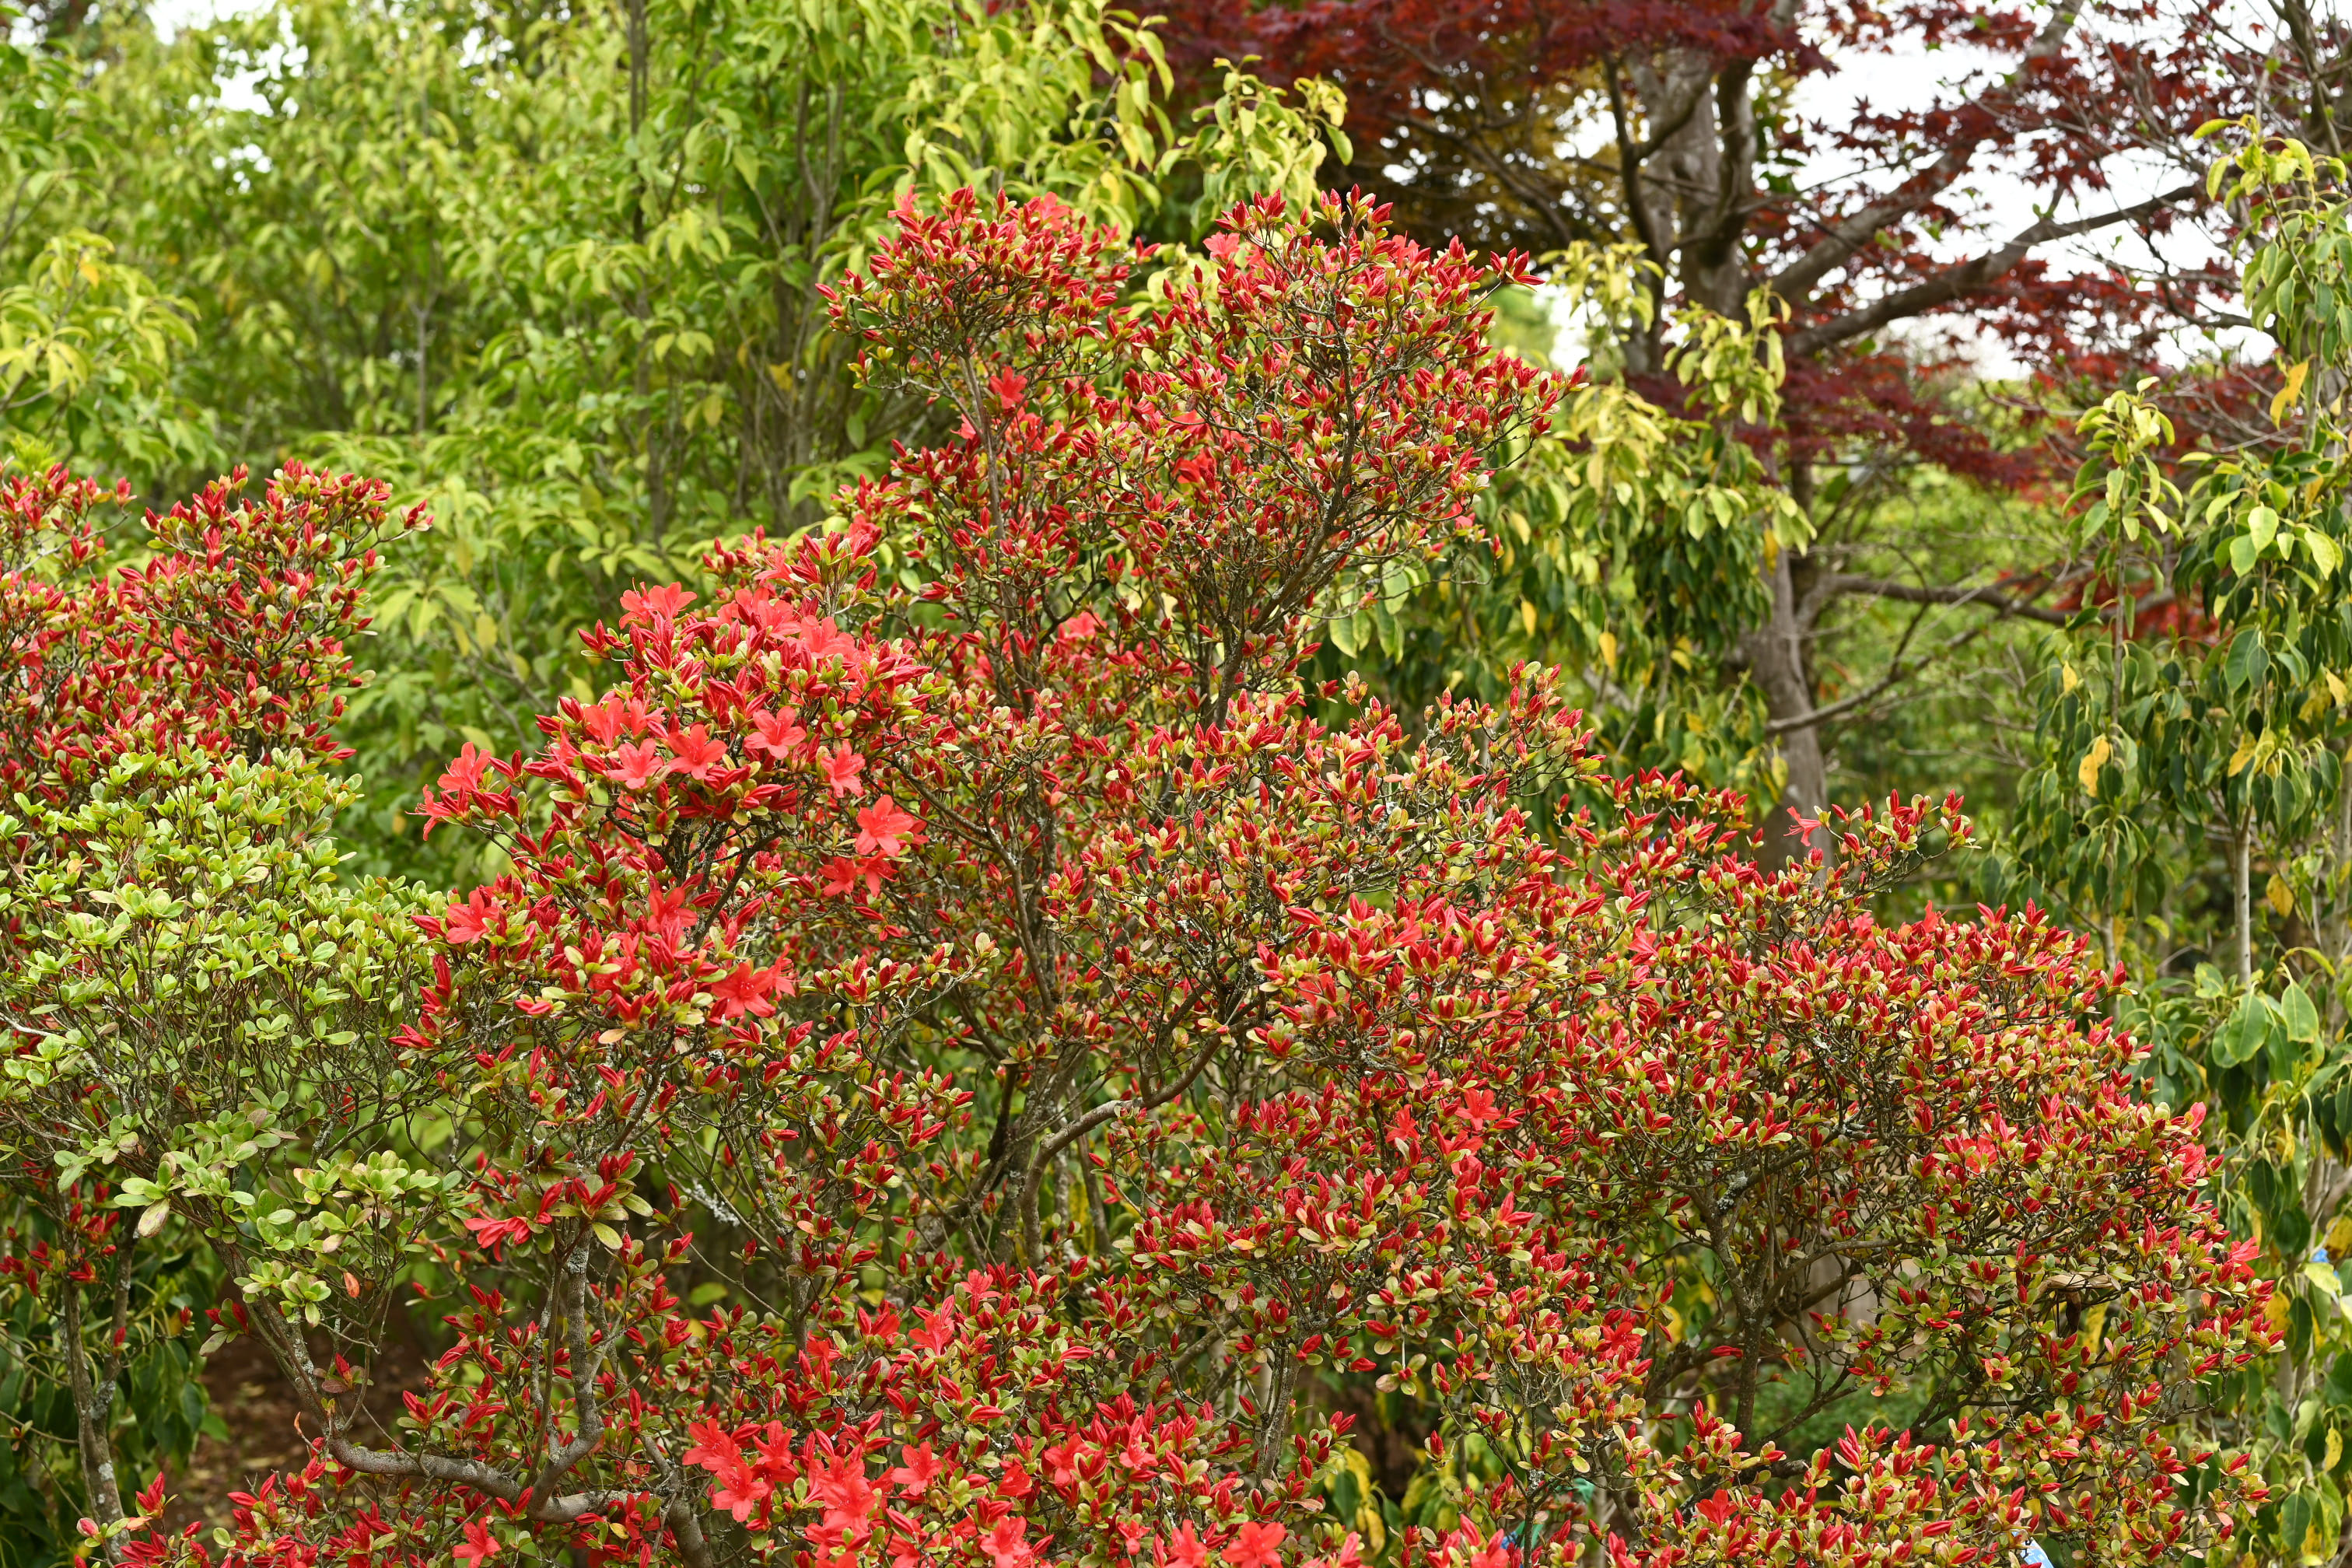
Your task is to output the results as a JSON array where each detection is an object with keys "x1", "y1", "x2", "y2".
[
  {"x1": 0, "y1": 464, "x2": 414, "y2": 803},
  {"x1": 84, "y1": 192, "x2": 2271, "y2": 1568}
]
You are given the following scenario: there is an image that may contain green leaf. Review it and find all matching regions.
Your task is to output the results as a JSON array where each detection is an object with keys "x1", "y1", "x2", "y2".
[
  {"x1": 2284, "y1": 1491, "x2": 2314, "y2": 1559},
  {"x1": 2287, "y1": 981, "x2": 2322, "y2": 1044},
  {"x1": 2227, "y1": 628, "x2": 2272, "y2": 692},
  {"x1": 2212, "y1": 991, "x2": 2275, "y2": 1069},
  {"x1": 2308, "y1": 528, "x2": 2345, "y2": 578},
  {"x1": 2251, "y1": 505, "x2": 2283, "y2": 554}
]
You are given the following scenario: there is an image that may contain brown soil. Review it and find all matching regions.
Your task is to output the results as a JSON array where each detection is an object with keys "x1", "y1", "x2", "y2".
[{"x1": 161, "y1": 1313, "x2": 436, "y2": 1536}]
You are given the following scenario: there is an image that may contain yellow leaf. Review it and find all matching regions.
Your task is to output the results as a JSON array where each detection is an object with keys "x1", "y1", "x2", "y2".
[
  {"x1": 2327, "y1": 1426, "x2": 2343, "y2": 1474},
  {"x1": 2274, "y1": 359, "x2": 2312, "y2": 424},
  {"x1": 1518, "y1": 598, "x2": 1538, "y2": 637},
  {"x1": 1598, "y1": 630, "x2": 1619, "y2": 670},
  {"x1": 2270, "y1": 873, "x2": 2297, "y2": 919},
  {"x1": 2228, "y1": 731, "x2": 2262, "y2": 776},
  {"x1": 2077, "y1": 734, "x2": 2112, "y2": 794},
  {"x1": 2331, "y1": 671, "x2": 2347, "y2": 708},
  {"x1": 2060, "y1": 663, "x2": 2080, "y2": 696}
]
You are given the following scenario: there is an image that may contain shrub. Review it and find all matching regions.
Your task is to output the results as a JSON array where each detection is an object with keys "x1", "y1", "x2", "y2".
[
  {"x1": 3, "y1": 193, "x2": 2272, "y2": 1568},
  {"x1": 0, "y1": 465, "x2": 430, "y2": 1559}
]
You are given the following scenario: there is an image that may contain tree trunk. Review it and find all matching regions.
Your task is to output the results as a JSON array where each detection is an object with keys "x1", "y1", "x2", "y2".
[
  {"x1": 1747, "y1": 546, "x2": 1828, "y2": 866},
  {"x1": 60, "y1": 1279, "x2": 126, "y2": 1562},
  {"x1": 2328, "y1": 747, "x2": 2350, "y2": 1033},
  {"x1": 2236, "y1": 817, "x2": 2256, "y2": 985}
]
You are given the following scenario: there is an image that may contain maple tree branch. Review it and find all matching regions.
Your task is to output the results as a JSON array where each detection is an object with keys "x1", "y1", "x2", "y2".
[
  {"x1": 1457, "y1": 130, "x2": 1598, "y2": 252},
  {"x1": 1769, "y1": 0, "x2": 2087, "y2": 306},
  {"x1": 1684, "y1": 58, "x2": 1760, "y2": 261},
  {"x1": 1619, "y1": 61, "x2": 1714, "y2": 165},
  {"x1": 1762, "y1": 632, "x2": 1927, "y2": 741},
  {"x1": 1785, "y1": 182, "x2": 2200, "y2": 357},
  {"x1": 1764, "y1": 597, "x2": 2018, "y2": 737},
  {"x1": 1605, "y1": 62, "x2": 1674, "y2": 271},
  {"x1": 1370, "y1": 27, "x2": 1601, "y2": 252}
]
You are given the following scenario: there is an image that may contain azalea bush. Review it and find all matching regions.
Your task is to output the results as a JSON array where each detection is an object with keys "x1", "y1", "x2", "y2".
[
  {"x1": 0, "y1": 463, "x2": 434, "y2": 1558},
  {"x1": 0, "y1": 190, "x2": 2275, "y2": 1568}
]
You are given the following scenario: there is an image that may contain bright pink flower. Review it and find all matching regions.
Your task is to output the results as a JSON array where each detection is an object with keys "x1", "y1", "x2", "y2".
[
  {"x1": 748, "y1": 706, "x2": 808, "y2": 760},
  {"x1": 711, "y1": 1465, "x2": 772, "y2": 1524},
  {"x1": 453, "y1": 1521, "x2": 500, "y2": 1566},
  {"x1": 751, "y1": 1423, "x2": 800, "y2": 1486},
  {"x1": 1226, "y1": 1522, "x2": 1286, "y2": 1568},
  {"x1": 436, "y1": 741, "x2": 495, "y2": 798},
  {"x1": 1466, "y1": 1530, "x2": 1514, "y2": 1568},
  {"x1": 985, "y1": 1517, "x2": 1034, "y2": 1568},
  {"x1": 796, "y1": 616, "x2": 859, "y2": 661},
  {"x1": 888, "y1": 1444, "x2": 945, "y2": 1496},
  {"x1": 608, "y1": 739, "x2": 667, "y2": 790},
  {"x1": 682, "y1": 1419, "x2": 738, "y2": 1472},
  {"x1": 1044, "y1": 1437, "x2": 1083, "y2": 1488},
  {"x1": 709, "y1": 963, "x2": 782, "y2": 1020},
  {"x1": 621, "y1": 583, "x2": 696, "y2": 619},
  {"x1": 821, "y1": 744, "x2": 866, "y2": 797},
  {"x1": 821, "y1": 856, "x2": 890, "y2": 900},
  {"x1": 667, "y1": 723, "x2": 729, "y2": 781},
  {"x1": 812, "y1": 1452, "x2": 878, "y2": 1531},
  {"x1": 1165, "y1": 1524, "x2": 1209, "y2": 1568},
  {"x1": 441, "y1": 888, "x2": 497, "y2": 945},
  {"x1": 462, "y1": 1216, "x2": 532, "y2": 1258},
  {"x1": 854, "y1": 796, "x2": 923, "y2": 857}
]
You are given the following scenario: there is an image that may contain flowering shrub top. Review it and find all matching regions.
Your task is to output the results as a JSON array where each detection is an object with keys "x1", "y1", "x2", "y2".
[{"x1": 0, "y1": 466, "x2": 403, "y2": 801}]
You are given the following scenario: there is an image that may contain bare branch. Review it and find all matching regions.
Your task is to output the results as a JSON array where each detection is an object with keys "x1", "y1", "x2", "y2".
[
  {"x1": 1786, "y1": 184, "x2": 2201, "y2": 358},
  {"x1": 1017, "y1": 1022, "x2": 1224, "y2": 1258},
  {"x1": 1825, "y1": 575, "x2": 2072, "y2": 627},
  {"x1": 1605, "y1": 63, "x2": 1675, "y2": 271},
  {"x1": 1766, "y1": 588, "x2": 2039, "y2": 737}
]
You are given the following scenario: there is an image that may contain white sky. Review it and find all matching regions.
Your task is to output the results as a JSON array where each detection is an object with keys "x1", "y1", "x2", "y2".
[{"x1": 146, "y1": 0, "x2": 244, "y2": 38}]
